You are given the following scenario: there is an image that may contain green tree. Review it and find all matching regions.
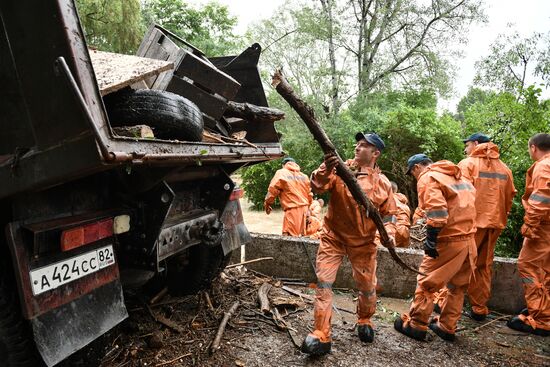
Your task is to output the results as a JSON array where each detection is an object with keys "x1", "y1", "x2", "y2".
[
  {"x1": 474, "y1": 29, "x2": 550, "y2": 97},
  {"x1": 76, "y1": 0, "x2": 143, "y2": 53},
  {"x1": 141, "y1": 0, "x2": 242, "y2": 56}
]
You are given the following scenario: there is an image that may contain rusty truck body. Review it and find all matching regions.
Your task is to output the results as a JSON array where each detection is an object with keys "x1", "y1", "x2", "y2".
[{"x1": 0, "y1": 1, "x2": 282, "y2": 365}]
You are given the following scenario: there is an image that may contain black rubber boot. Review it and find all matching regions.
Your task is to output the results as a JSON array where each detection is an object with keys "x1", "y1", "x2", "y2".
[
  {"x1": 468, "y1": 310, "x2": 486, "y2": 322},
  {"x1": 429, "y1": 320, "x2": 455, "y2": 341},
  {"x1": 358, "y1": 324, "x2": 374, "y2": 343},
  {"x1": 394, "y1": 317, "x2": 426, "y2": 341},
  {"x1": 519, "y1": 308, "x2": 529, "y2": 316},
  {"x1": 300, "y1": 334, "x2": 332, "y2": 355},
  {"x1": 507, "y1": 316, "x2": 550, "y2": 337}
]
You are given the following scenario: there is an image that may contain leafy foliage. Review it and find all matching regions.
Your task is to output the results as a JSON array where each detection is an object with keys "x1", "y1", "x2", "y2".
[
  {"x1": 141, "y1": 0, "x2": 242, "y2": 56},
  {"x1": 76, "y1": 0, "x2": 143, "y2": 53}
]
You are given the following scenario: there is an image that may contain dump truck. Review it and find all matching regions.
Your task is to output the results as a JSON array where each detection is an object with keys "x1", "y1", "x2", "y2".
[{"x1": 0, "y1": 1, "x2": 282, "y2": 365}]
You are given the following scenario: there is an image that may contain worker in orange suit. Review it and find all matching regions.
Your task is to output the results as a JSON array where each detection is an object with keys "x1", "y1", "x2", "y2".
[
  {"x1": 433, "y1": 133, "x2": 516, "y2": 321},
  {"x1": 507, "y1": 133, "x2": 550, "y2": 337},
  {"x1": 374, "y1": 181, "x2": 411, "y2": 247},
  {"x1": 305, "y1": 198, "x2": 324, "y2": 238},
  {"x1": 264, "y1": 157, "x2": 312, "y2": 236},
  {"x1": 301, "y1": 132, "x2": 397, "y2": 355},
  {"x1": 394, "y1": 154, "x2": 477, "y2": 342}
]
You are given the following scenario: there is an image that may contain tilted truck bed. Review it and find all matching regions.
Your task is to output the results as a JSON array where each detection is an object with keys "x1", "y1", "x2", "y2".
[{"x1": 0, "y1": 0, "x2": 282, "y2": 200}]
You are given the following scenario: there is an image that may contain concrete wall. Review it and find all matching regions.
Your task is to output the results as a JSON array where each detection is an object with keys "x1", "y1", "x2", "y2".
[{"x1": 233, "y1": 233, "x2": 525, "y2": 314}]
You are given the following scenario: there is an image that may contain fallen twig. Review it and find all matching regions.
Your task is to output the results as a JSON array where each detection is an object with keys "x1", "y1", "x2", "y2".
[
  {"x1": 472, "y1": 315, "x2": 510, "y2": 333},
  {"x1": 226, "y1": 257, "x2": 274, "y2": 269},
  {"x1": 257, "y1": 283, "x2": 272, "y2": 314},
  {"x1": 146, "y1": 304, "x2": 185, "y2": 333},
  {"x1": 149, "y1": 287, "x2": 168, "y2": 305},
  {"x1": 153, "y1": 353, "x2": 192, "y2": 367},
  {"x1": 210, "y1": 301, "x2": 240, "y2": 354}
]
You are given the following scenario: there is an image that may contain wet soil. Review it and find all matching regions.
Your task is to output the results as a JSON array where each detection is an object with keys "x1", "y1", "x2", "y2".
[{"x1": 61, "y1": 267, "x2": 549, "y2": 367}]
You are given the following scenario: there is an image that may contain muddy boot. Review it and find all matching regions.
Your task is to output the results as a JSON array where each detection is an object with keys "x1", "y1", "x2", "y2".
[
  {"x1": 429, "y1": 320, "x2": 455, "y2": 341},
  {"x1": 468, "y1": 310, "x2": 486, "y2": 322},
  {"x1": 393, "y1": 317, "x2": 426, "y2": 341},
  {"x1": 507, "y1": 316, "x2": 550, "y2": 337},
  {"x1": 357, "y1": 324, "x2": 374, "y2": 343},
  {"x1": 300, "y1": 334, "x2": 331, "y2": 355}
]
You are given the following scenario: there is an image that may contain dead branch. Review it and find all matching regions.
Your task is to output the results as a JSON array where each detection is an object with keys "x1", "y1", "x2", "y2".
[
  {"x1": 257, "y1": 283, "x2": 272, "y2": 314},
  {"x1": 226, "y1": 257, "x2": 274, "y2": 269},
  {"x1": 149, "y1": 287, "x2": 168, "y2": 305},
  {"x1": 153, "y1": 353, "x2": 192, "y2": 367},
  {"x1": 210, "y1": 301, "x2": 240, "y2": 354},
  {"x1": 225, "y1": 101, "x2": 285, "y2": 124},
  {"x1": 146, "y1": 305, "x2": 185, "y2": 334},
  {"x1": 472, "y1": 315, "x2": 510, "y2": 333},
  {"x1": 272, "y1": 69, "x2": 422, "y2": 276}
]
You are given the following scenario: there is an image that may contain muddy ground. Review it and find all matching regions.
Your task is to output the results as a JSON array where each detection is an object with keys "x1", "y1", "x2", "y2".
[{"x1": 61, "y1": 265, "x2": 549, "y2": 367}]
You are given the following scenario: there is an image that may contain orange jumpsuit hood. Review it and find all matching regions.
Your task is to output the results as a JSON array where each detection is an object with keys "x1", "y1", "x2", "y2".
[
  {"x1": 284, "y1": 161, "x2": 302, "y2": 172},
  {"x1": 469, "y1": 142, "x2": 500, "y2": 160},
  {"x1": 422, "y1": 160, "x2": 462, "y2": 180}
]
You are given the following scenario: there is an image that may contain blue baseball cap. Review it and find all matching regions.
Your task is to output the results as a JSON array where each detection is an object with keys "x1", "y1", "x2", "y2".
[
  {"x1": 406, "y1": 153, "x2": 431, "y2": 175},
  {"x1": 463, "y1": 133, "x2": 490, "y2": 144},
  {"x1": 355, "y1": 132, "x2": 385, "y2": 151},
  {"x1": 282, "y1": 157, "x2": 295, "y2": 164}
]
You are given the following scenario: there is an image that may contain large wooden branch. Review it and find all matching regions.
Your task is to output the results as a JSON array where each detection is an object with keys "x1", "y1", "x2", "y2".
[
  {"x1": 272, "y1": 69, "x2": 422, "y2": 275},
  {"x1": 225, "y1": 101, "x2": 285, "y2": 124}
]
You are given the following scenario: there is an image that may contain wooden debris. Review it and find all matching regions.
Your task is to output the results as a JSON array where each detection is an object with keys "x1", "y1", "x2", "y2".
[
  {"x1": 472, "y1": 315, "x2": 510, "y2": 333},
  {"x1": 153, "y1": 353, "x2": 192, "y2": 367},
  {"x1": 149, "y1": 287, "x2": 168, "y2": 305},
  {"x1": 202, "y1": 130, "x2": 226, "y2": 143},
  {"x1": 90, "y1": 49, "x2": 173, "y2": 96},
  {"x1": 146, "y1": 305, "x2": 185, "y2": 334},
  {"x1": 272, "y1": 69, "x2": 422, "y2": 276},
  {"x1": 226, "y1": 257, "x2": 274, "y2": 269},
  {"x1": 281, "y1": 285, "x2": 314, "y2": 302},
  {"x1": 210, "y1": 301, "x2": 240, "y2": 354},
  {"x1": 225, "y1": 101, "x2": 285, "y2": 124},
  {"x1": 113, "y1": 125, "x2": 155, "y2": 139},
  {"x1": 257, "y1": 283, "x2": 272, "y2": 314}
]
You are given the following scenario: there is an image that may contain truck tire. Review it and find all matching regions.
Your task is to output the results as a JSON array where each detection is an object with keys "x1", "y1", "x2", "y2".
[
  {"x1": 103, "y1": 89, "x2": 204, "y2": 141},
  {"x1": 0, "y1": 271, "x2": 41, "y2": 367},
  {"x1": 167, "y1": 245, "x2": 229, "y2": 296}
]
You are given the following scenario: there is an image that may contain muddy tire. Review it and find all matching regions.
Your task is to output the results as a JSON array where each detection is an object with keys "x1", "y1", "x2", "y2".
[
  {"x1": 103, "y1": 89, "x2": 204, "y2": 141},
  {"x1": 167, "y1": 245, "x2": 229, "y2": 296},
  {"x1": 0, "y1": 269, "x2": 41, "y2": 366}
]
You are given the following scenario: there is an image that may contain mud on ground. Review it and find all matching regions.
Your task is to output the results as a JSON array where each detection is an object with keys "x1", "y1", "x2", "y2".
[{"x1": 61, "y1": 267, "x2": 549, "y2": 367}]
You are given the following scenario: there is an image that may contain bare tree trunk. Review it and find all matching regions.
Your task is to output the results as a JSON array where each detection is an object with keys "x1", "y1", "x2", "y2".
[{"x1": 320, "y1": 0, "x2": 339, "y2": 116}]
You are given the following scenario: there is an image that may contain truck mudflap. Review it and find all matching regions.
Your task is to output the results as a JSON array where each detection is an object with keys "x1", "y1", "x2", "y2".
[
  {"x1": 6, "y1": 221, "x2": 128, "y2": 366},
  {"x1": 32, "y1": 279, "x2": 127, "y2": 367}
]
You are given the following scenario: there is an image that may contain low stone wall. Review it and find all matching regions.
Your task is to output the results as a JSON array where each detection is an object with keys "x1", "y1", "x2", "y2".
[{"x1": 232, "y1": 233, "x2": 525, "y2": 314}]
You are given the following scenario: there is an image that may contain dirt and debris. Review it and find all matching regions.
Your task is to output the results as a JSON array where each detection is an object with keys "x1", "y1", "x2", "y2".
[{"x1": 60, "y1": 266, "x2": 549, "y2": 367}]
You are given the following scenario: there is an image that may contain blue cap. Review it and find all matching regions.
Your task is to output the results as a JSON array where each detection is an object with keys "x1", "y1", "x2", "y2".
[
  {"x1": 406, "y1": 153, "x2": 431, "y2": 175},
  {"x1": 463, "y1": 133, "x2": 490, "y2": 144},
  {"x1": 282, "y1": 157, "x2": 295, "y2": 164},
  {"x1": 355, "y1": 132, "x2": 385, "y2": 151}
]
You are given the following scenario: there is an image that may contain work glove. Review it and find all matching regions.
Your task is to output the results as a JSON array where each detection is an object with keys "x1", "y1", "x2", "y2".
[
  {"x1": 323, "y1": 153, "x2": 339, "y2": 173},
  {"x1": 264, "y1": 202, "x2": 272, "y2": 215},
  {"x1": 424, "y1": 226, "x2": 441, "y2": 259},
  {"x1": 521, "y1": 224, "x2": 538, "y2": 239}
]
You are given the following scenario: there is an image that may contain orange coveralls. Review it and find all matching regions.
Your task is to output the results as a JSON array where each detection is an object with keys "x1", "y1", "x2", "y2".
[
  {"x1": 264, "y1": 161, "x2": 312, "y2": 236},
  {"x1": 400, "y1": 161, "x2": 477, "y2": 335},
  {"x1": 517, "y1": 153, "x2": 550, "y2": 331},
  {"x1": 309, "y1": 160, "x2": 397, "y2": 342},
  {"x1": 305, "y1": 200, "x2": 323, "y2": 238},
  {"x1": 374, "y1": 192, "x2": 411, "y2": 247},
  {"x1": 434, "y1": 143, "x2": 516, "y2": 315}
]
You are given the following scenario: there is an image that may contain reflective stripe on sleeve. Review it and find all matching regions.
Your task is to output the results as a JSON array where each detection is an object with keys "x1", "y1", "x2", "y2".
[
  {"x1": 426, "y1": 210, "x2": 448, "y2": 218},
  {"x1": 382, "y1": 215, "x2": 397, "y2": 223},
  {"x1": 529, "y1": 193, "x2": 550, "y2": 204},
  {"x1": 451, "y1": 183, "x2": 474, "y2": 191},
  {"x1": 317, "y1": 282, "x2": 333, "y2": 289}
]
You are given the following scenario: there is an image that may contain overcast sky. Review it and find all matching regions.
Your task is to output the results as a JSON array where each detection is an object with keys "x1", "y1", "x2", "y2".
[{"x1": 190, "y1": 0, "x2": 550, "y2": 111}]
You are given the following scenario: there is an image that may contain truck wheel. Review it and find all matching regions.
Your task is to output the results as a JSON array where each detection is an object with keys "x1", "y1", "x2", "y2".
[
  {"x1": 167, "y1": 245, "x2": 228, "y2": 295},
  {"x1": 0, "y1": 271, "x2": 41, "y2": 366},
  {"x1": 103, "y1": 89, "x2": 204, "y2": 141}
]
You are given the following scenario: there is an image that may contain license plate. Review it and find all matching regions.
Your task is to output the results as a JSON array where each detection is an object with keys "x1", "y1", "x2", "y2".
[{"x1": 30, "y1": 245, "x2": 115, "y2": 296}]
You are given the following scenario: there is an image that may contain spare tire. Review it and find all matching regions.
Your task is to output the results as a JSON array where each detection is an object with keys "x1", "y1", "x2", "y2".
[{"x1": 103, "y1": 89, "x2": 204, "y2": 141}]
